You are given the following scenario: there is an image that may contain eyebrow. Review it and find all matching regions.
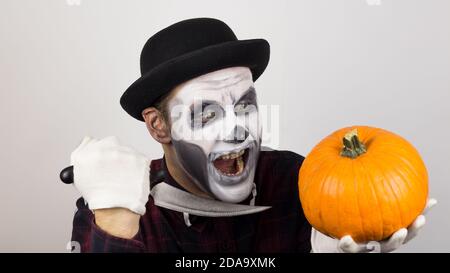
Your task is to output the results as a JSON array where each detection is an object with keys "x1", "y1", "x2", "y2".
[
  {"x1": 234, "y1": 86, "x2": 256, "y2": 104},
  {"x1": 189, "y1": 86, "x2": 257, "y2": 110},
  {"x1": 189, "y1": 99, "x2": 218, "y2": 112}
]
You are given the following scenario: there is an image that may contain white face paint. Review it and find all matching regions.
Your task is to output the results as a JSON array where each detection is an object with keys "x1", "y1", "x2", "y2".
[{"x1": 168, "y1": 67, "x2": 262, "y2": 203}]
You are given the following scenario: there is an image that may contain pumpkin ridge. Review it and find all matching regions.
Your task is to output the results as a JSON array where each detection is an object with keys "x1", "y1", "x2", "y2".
[
  {"x1": 387, "y1": 152, "x2": 428, "y2": 216},
  {"x1": 333, "y1": 158, "x2": 351, "y2": 239},
  {"x1": 375, "y1": 150, "x2": 416, "y2": 216},
  {"x1": 358, "y1": 155, "x2": 392, "y2": 238},
  {"x1": 351, "y1": 159, "x2": 367, "y2": 241},
  {"x1": 370, "y1": 149, "x2": 426, "y2": 200},
  {"x1": 320, "y1": 160, "x2": 341, "y2": 237},
  {"x1": 300, "y1": 146, "x2": 340, "y2": 199},
  {"x1": 314, "y1": 156, "x2": 343, "y2": 236},
  {"x1": 374, "y1": 150, "x2": 423, "y2": 204},
  {"x1": 299, "y1": 150, "x2": 336, "y2": 210},
  {"x1": 356, "y1": 156, "x2": 384, "y2": 241},
  {"x1": 375, "y1": 153, "x2": 412, "y2": 229},
  {"x1": 369, "y1": 156, "x2": 406, "y2": 233},
  {"x1": 388, "y1": 162, "x2": 417, "y2": 226}
]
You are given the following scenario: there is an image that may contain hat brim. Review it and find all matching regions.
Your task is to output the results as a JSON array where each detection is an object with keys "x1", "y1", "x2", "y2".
[{"x1": 120, "y1": 38, "x2": 270, "y2": 121}]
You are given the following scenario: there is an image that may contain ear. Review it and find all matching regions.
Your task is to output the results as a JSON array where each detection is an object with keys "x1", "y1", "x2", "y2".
[{"x1": 142, "y1": 107, "x2": 171, "y2": 144}]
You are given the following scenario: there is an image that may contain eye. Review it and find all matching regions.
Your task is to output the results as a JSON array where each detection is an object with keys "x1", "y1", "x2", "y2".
[
  {"x1": 191, "y1": 103, "x2": 222, "y2": 128},
  {"x1": 201, "y1": 109, "x2": 216, "y2": 124},
  {"x1": 234, "y1": 101, "x2": 252, "y2": 113}
]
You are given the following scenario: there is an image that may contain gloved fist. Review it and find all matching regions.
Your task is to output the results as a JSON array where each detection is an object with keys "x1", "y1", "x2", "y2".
[
  {"x1": 70, "y1": 136, "x2": 150, "y2": 215},
  {"x1": 311, "y1": 198, "x2": 437, "y2": 253}
]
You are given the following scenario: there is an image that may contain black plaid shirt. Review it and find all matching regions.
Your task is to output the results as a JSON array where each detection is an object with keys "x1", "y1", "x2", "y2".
[{"x1": 71, "y1": 149, "x2": 312, "y2": 252}]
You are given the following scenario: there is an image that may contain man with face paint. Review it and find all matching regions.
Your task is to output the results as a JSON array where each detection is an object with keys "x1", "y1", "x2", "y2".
[
  {"x1": 70, "y1": 18, "x2": 435, "y2": 253},
  {"x1": 165, "y1": 67, "x2": 261, "y2": 204}
]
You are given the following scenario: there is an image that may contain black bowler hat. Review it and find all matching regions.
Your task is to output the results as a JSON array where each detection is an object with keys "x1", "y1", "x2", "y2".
[{"x1": 120, "y1": 18, "x2": 270, "y2": 121}]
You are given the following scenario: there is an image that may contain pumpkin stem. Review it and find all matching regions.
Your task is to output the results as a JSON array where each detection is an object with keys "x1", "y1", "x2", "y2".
[{"x1": 340, "y1": 128, "x2": 367, "y2": 159}]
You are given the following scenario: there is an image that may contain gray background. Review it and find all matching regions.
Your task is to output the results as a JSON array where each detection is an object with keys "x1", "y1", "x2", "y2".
[{"x1": 0, "y1": 0, "x2": 449, "y2": 252}]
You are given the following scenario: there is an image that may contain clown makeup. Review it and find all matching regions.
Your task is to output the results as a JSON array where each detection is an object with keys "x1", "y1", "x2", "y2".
[{"x1": 168, "y1": 67, "x2": 262, "y2": 203}]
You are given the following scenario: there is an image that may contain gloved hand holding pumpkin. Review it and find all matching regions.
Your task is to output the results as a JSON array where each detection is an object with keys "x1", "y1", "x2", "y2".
[
  {"x1": 298, "y1": 126, "x2": 437, "y2": 253},
  {"x1": 310, "y1": 198, "x2": 436, "y2": 253}
]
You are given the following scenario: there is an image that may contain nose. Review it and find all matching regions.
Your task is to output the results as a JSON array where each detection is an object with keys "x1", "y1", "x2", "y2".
[{"x1": 224, "y1": 126, "x2": 249, "y2": 144}]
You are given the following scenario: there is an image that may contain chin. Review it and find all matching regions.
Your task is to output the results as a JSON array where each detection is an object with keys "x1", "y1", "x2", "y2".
[{"x1": 208, "y1": 176, "x2": 255, "y2": 203}]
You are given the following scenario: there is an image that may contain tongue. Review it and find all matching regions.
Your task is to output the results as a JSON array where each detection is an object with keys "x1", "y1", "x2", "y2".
[{"x1": 213, "y1": 157, "x2": 238, "y2": 174}]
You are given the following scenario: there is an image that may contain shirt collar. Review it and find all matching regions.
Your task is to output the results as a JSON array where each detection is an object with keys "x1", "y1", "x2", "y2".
[{"x1": 149, "y1": 156, "x2": 262, "y2": 231}]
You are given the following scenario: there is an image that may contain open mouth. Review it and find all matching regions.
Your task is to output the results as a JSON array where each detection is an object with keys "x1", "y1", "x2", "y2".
[{"x1": 211, "y1": 147, "x2": 250, "y2": 177}]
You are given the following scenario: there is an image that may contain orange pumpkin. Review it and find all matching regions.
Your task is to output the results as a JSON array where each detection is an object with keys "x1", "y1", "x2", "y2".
[{"x1": 298, "y1": 126, "x2": 428, "y2": 242}]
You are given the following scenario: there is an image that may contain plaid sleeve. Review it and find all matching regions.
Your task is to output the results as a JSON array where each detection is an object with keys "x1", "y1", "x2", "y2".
[{"x1": 71, "y1": 197, "x2": 146, "y2": 253}]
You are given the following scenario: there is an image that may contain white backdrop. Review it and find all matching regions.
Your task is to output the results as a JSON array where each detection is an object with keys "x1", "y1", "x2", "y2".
[{"x1": 0, "y1": 0, "x2": 449, "y2": 252}]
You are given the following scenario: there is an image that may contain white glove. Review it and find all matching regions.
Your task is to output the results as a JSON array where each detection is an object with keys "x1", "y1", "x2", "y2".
[
  {"x1": 311, "y1": 198, "x2": 437, "y2": 253},
  {"x1": 70, "y1": 136, "x2": 150, "y2": 215}
]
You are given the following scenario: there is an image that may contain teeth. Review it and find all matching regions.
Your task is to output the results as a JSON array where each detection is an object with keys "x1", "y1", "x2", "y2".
[
  {"x1": 218, "y1": 149, "x2": 245, "y2": 160},
  {"x1": 236, "y1": 156, "x2": 244, "y2": 174},
  {"x1": 229, "y1": 153, "x2": 240, "y2": 159}
]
